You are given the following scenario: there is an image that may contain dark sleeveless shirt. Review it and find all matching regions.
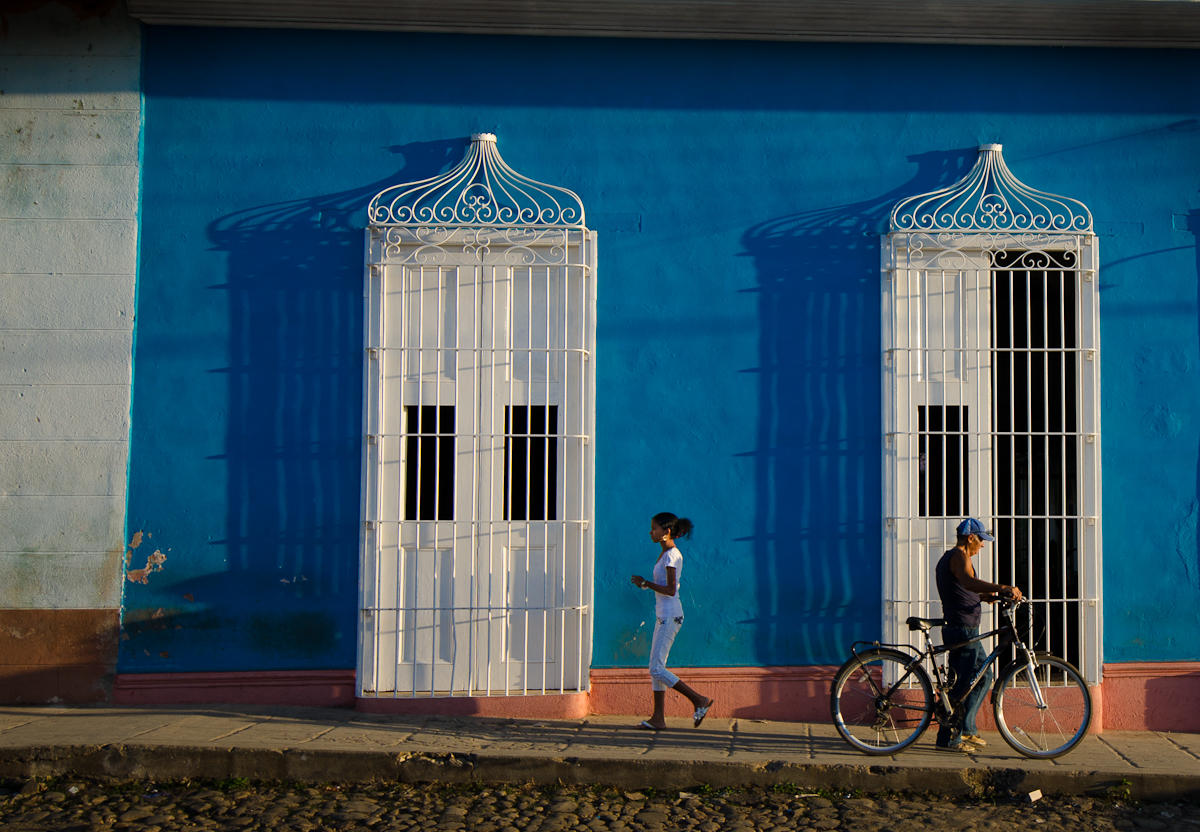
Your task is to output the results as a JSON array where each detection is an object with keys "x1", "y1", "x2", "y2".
[{"x1": 935, "y1": 547, "x2": 981, "y2": 627}]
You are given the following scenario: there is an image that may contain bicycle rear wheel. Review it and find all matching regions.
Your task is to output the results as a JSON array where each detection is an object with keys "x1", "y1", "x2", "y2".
[
  {"x1": 993, "y1": 655, "x2": 1091, "y2": 759},
  {"x1": 830, "y1": 648, "x2": 933, "y2": 755}
]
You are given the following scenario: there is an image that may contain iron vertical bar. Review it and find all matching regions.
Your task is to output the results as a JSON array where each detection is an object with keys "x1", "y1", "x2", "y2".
[
  {"x1": 375, "y1": 257, "x2": 387, "y2": 699},
  {"x1": 398, "y1": 262, "x2": 411, "y2": 698},
  {"x1": 563, "y1": 249, "x2": 574, "y2": 692},
  {"x1": 579, "y1": 241, "x2": 589, "y2": 692},
  {"x1": 415, "y1": 265, "x2": 427, "y2": 699},
  {"x1": 552, "y1": 260, "x2": 564, "y2": 693},
  {"x1": 489, "y1": 262, "x2": 500, "y2": 696},
  {"x1": 479, "y1": 262, "x2": 491, "y2": 696},
  {"x1": 458, "y1": 261, "x2": 473, "y2": 697},
  {"x1": 539, "y1": 263, "x2": 549, "y2": 695},
  {"x1": 1005, "y1": 256, "x2": 1013, "y2": 622},
  {"x1": 528, "y1": 266, "x2": 537, "y2": 689},
  {"x1": 436, "y1": 265, "x2": 447, "y2": 694},
  {"x1": 1024, "y1": 263, "x2": 1034, "y2": 615}
]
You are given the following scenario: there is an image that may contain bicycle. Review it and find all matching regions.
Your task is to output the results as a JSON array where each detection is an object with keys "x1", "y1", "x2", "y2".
[{"x1": 829, "y1": 598, "x2": 1091, "y2": 758}]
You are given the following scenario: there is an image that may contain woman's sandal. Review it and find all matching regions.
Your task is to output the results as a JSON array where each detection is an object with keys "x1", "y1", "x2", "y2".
[
  {"x1": 635, "y1": 720, "x2": 663, "y2": 730},
  {"x1": 692, "y1": 701, "x2": 714, "y2": 728}
]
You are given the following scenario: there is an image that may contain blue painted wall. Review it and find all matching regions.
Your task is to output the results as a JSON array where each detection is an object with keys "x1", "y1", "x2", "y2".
[{"x1": 121, "y1": 26, "x2": 1200, "y2": 673}]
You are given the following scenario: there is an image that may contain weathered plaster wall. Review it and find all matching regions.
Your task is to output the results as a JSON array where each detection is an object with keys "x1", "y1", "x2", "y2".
[
  {"x1": 123, "y1": 26, "x2": 1200, "y2": 677},
  {"x1": 0, "y1": 1, "x2": 139, "y2": 702}
]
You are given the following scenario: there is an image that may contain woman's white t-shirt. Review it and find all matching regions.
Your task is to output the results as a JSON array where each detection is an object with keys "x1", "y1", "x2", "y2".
[{"x1": 653, "y1": 546, "x2": 684, "y2": 618}]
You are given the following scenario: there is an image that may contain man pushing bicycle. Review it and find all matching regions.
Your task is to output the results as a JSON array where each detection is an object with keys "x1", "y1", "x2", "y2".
[
  {"x1": 831, "y1": 522, "x2": 1090, "y2": 758},
  {"x1": 934, "y1": 518, "x2": 1023, "y2": 753}
]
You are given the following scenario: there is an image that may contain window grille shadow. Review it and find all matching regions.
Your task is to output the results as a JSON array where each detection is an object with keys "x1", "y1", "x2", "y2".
[
  {"x1": 736, "y1": 148, "x2": 976, "y2": 668},
  {"x1": 1190, "y1": 208, "x2": 1200, "y2": 597},
  {"x1": 120, "y1": 139, "x2": 466, "y2": 673}
]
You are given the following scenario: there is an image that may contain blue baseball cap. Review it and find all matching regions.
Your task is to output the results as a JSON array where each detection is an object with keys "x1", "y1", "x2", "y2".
[{"x1": 957, "y1": 518, "x2": 995, "y2": 541}]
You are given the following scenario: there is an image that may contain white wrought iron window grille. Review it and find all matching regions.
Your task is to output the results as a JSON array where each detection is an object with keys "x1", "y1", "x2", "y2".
[
  {"x1": 360, "y1": 133, "x2": 597, "y2": 698},
  {"x1": 882, "y1": 144, "x2": 1103, "y2": 685}
]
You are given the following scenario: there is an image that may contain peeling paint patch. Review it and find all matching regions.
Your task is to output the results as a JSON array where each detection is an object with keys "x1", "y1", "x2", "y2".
[
  {"x1": 1135, "y1": 347, "x2": 1192, "y2": 377},
  {"x1": 612, "y1": 628, "x2": 650, "y2": 662},
  {"x1": 1141, "y1": 404, "x2": 1183, "y2": 438},
  {"x1": 124, "y1": 531, "x2": 143, "y2": 566},
  {"x1": 126, "y1": 549, "x2": 166, "y2": 584}
]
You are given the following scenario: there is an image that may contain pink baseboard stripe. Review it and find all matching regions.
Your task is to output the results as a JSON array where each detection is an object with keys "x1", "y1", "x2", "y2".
[
  {"x1": 113, "y1": 670, "x2": 357, "y2": 707},
  {"x1": 356, "y1": 693, "x2": 589, "y2": 719},
  {"x1": 112, "y1": 662, "x2": 1200, "y2": 733},
  {"x1": 1100, "y1": 662, "x2": 1200, "y2": 732},
  {"x1": 588, "y1": 666, "x2": 836, "y2": 723},
  {"x1": 589, "y1": 664, "x2": 1198, "y2": 734}
]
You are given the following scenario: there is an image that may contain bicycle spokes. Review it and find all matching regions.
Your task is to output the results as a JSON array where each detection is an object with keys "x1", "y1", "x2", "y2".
[
  {"x1": 831, "y1": 649, "x2": 934, "y2": 755},
  {"x1": 994, "y1": 656, "x2": 1091, "y2": 759}
]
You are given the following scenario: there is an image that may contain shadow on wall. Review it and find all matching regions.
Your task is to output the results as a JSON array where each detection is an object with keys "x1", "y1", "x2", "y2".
[
  {"x1": 1143, "y1": 673, "x2": 1200, "y2": 732},
  {"x1": 1104, "y1": 670, "x2": 1200, "y2": 732},
  {"x1": 1192, "y1": 208, "x2": 1200, "y2": 598},
  {"x1": 738, "y1": 148, "x2": 978, "y2": 666},
  {"x1": 120, "y1": 139, "x2": 468, "y2": 672}
]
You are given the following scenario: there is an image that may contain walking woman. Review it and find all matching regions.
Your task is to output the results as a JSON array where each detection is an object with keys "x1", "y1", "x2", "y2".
[{"x1": 629, "y1": 512, "x2": 714, "y2": 730}]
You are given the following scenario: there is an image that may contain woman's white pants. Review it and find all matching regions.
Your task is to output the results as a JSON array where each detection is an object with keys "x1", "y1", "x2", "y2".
[{"x1": 649, "y1": 616, "x2": 683, "y2": 691}]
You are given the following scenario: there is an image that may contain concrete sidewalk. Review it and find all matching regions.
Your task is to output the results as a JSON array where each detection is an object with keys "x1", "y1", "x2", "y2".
[{"x1": 1, "y1": 705, "x2": 1198, "y2": 800}]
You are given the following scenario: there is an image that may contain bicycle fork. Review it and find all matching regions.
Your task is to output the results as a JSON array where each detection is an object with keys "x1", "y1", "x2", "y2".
[{"x1": 1016, "y1": 647, "x2": 1050, "y2": 710}]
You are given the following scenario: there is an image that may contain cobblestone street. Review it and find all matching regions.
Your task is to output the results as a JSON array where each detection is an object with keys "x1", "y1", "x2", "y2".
[{"x1": 1, "y1": 778, "x2": 1197, "y2": 832}]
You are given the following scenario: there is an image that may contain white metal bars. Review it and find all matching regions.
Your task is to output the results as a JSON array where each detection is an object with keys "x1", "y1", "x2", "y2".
[
  {"x1": 882, "y1": 239, "x2": 996, "y2": 656},
  {"x1": 359, "y1": 134, "x2": 596, "y2": 698},
  {"x1": 883, "y1": 145, "x2": 1102, "y2": 685}
]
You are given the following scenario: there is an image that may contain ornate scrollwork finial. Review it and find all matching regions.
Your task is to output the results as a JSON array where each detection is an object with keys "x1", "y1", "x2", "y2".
[
  {"x1": 369, "y1": 134, "x2": 586, "y2": 228},
  {"x1": 890, "y1": 144, "x2": 1092, "y2": 234}
]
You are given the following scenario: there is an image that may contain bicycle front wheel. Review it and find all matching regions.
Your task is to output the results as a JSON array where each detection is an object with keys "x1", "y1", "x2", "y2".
[
  {"x1": 994, "y1": 655, "x2": 1091, "y2": 759},
  {"x1": 830, "y1": 648, "x2": 933, "y2": 755}
]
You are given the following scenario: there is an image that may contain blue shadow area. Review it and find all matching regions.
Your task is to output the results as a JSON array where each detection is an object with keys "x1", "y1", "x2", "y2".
[
  {"x1": 120, "y1": 140, "x2": 465, "y2": 671},
  {"x1": 1186, "y1": 208, "x2": 1200, "y2": 605},
  {"x1": 738, "y1": 149, "x2": 979, "y2": 664}
]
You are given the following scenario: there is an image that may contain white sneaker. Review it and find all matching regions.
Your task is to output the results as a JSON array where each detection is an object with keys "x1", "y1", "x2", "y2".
[{"x1": 935, "y1": 741, "x2": 978, "y2": 753}]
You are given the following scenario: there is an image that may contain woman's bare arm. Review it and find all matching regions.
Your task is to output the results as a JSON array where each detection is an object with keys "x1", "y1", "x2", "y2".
[{"x1": 631, "y1": 566, "x2": 677, "y2": 596}]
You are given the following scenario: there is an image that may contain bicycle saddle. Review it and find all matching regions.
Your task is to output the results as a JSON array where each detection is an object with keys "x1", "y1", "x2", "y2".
[{"x1": 905, "y1": 616, "x2": 946, "y2": 632}]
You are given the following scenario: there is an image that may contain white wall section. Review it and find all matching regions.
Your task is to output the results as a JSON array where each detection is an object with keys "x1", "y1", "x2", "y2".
[{"x1": 0, "y1": 2, "x2": 140, "y2": 610}]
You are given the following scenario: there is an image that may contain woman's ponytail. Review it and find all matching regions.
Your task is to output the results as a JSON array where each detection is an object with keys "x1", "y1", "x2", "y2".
[{"x1": 653, "y1": 512, "x2": 694, "y2": 540}]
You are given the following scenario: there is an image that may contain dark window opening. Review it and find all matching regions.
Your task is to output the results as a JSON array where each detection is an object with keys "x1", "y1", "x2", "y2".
[
  {"x1": 918, "y1": 405, "x2": 968, "y2": 518},
  {"x1": 404, "y1": 405, "x2": 455, "y2": 521},
  {"x1": 993, "y1": 250, "x2": 1078, "y2": 435},
  {"x1": 993, "y1": 251, "x2": 1081, "y2": 672},
  {"x1": 505, "y1": 405, "x2": 558, "y2": 521}
]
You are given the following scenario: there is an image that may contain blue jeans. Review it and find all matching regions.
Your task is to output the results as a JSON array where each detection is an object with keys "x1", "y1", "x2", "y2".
[{"x1": 936, "y1": 625, "x2": 993, "y2": 746}]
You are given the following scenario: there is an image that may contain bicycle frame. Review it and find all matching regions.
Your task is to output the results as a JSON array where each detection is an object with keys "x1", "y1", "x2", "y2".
[{"x1": 850, "y1": 601, "x2": 1047, "y2": 719}]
